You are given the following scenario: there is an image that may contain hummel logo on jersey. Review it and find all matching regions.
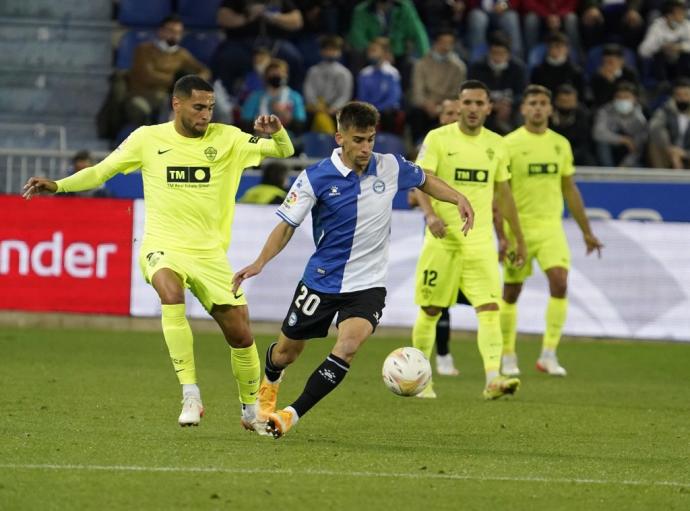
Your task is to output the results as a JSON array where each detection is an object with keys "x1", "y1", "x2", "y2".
[
  {"x1": 167, "y1": 166, "x2": 211, "y2": 183},
  {"x1": 158, "y1": 148, "x2": 172, "y2": 155},
  {"x1": 455, "y1": 168, "x2": 489, "y2": 183},
  {"x1": 528, "y1": 163, "x2": 559, "y2": 176},
  {"x1": 328, "y1": 185, "x2": 340, "y2": 196}
]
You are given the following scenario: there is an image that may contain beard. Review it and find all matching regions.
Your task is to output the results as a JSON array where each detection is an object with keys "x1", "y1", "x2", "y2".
[{"x1": 182, "y1": 117, "x2": 207, "y2": 137}]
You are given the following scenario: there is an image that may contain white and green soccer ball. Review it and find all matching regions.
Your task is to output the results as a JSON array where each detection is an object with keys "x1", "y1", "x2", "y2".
[{"x1": 382, "y1": 347, "x2": 432, "y2": 397}]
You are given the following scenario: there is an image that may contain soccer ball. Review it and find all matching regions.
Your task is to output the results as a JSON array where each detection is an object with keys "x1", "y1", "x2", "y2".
[{"x1": 382, "y1": 347, "x2": 432, "y2": 396}]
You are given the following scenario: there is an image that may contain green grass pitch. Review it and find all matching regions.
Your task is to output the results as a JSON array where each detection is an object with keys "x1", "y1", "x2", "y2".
[{"x1": 1, "y1": 326, "x2": 689, "y2": 510}]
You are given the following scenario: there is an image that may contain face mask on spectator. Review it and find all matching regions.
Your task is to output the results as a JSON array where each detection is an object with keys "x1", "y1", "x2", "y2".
[
  {"x1": 155, "y1": 38, "x2": 179, "y2": 53},
  {"x1": 267, "y1": 75, "x2": 285, "y2": 88},
  {"x1": 430, "y1": 50, "x2": 450, "y2": 62},
  {"x1": 546, "y1": 55, "x2": 567, "y2": 66},
  {"x1": 676, "y1": 100, "x2": 690, "y2": 112},
  {"x1": 614, "y1": 99, "x2": 634, "y2": 115},
  {"x1": 488, "y1": 60, "x2": 508, "y2": 72}
]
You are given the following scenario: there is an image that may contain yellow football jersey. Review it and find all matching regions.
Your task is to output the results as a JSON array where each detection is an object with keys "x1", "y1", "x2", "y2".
[
  {"x1": 416, "y1": 123, "x2": 510, "y2": 248},
  {"x1": 504, "y1": 127, "x2": 574, "y2": 227},
  {"x1": 57, "y1": 122, "x2": 293, "y2": 252}
]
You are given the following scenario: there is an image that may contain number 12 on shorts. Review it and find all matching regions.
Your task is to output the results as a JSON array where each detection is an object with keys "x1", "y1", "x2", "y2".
[
  {"x1": 294, "y1": 284, "x2": 321, "y2": 316},
  {"x1": 423, "y1": 270, "x2": 437, "y2": 287}
]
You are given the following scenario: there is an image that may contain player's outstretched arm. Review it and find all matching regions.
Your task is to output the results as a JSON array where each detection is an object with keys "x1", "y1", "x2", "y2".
[
  {"x1": 254, "y1": 114, "x2": 295, "y2": 158},
  {"x1": 22, "y1": 177, "x2": 58, "y2": 200},
  {"x1": 495, "y1": 181, "x2": 526, "y2": 267},
  {"x1": 419, "y1": 173, "x2": 474, "y2": 236},
  {"x1": 562, "y1": 176, "x2": 604, "y2": 257},
  {"x1": 413, "y1": 186, "x2": 446, "y2": 238},
  {"x1": 232, "y1": 221, "x2": 296, "y2": 294}
]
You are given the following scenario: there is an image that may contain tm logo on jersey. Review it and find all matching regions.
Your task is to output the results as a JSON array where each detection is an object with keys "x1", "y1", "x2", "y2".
[
  {"x1": 528, "y1": 163, "x2": 559, "y2": 176},
  {"x1": 167, "y1": 166, "x2": 211, "y2": 184},
  {"x1": 454, "y1": 168, "x2": 489, "y2": 183}
]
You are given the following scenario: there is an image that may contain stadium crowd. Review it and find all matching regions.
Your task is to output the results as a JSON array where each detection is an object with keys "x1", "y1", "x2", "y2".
[{"x1": 100, "y1": 0, "x2": 690, "y2": 170}]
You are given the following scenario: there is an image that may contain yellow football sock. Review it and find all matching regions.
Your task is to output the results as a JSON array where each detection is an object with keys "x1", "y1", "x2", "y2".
[
  {"x1": 477, "y1": 310, "x2": 502, "y2": 374},
  {"x1": 500, "y1": 300, "x2": 518, "y2": 355},
  {"x1": 543, "y1": 297, "x2": 568, "y2": 350},
  {"x1": 161, "y1": 304, "x2": 196, "y2": 385},
  {"x1": 231, "y1": 343, "x2": 261, "y2": 405},
  {"x1": 412, "y1": 309, "x2": 441, "y2": 360}
]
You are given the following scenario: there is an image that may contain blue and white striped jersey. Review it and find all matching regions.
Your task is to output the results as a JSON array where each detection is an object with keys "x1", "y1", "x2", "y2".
[{"x1": 276, "y1": 148, "x2": 426, "y2": 293}]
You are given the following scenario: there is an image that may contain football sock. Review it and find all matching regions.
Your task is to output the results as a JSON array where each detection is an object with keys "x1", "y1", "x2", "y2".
[
  {"x1": 413, "y1": 309, "x2": 441, "y2": 360},
  {"x1": 290, "y1": 354, "x2": 349, "y2": 418},
  {"x1": 543, "y1": 297, "x2": 568, "y2": 351},
  {"x1": 500, "y1": 300, "x2": 518, "y2": 354},
  {"x1": 230, "y1": 343, "x2": 261, "y2": 405},
  {"x1": 182, "y1": 384, "x2": 200, "y2": 399},
  {"x1": 161, "y1": 304, "x2": 196, "y2": 385},
  {"x1": 264, "y1": 342, "x2": 284, "y2": 383},
  {"x1": 477, "y1": 310, "x2": 502, "y2": 377},
  {"x1": 435, "y1": 308, "x2": 451, "y2": 356}
]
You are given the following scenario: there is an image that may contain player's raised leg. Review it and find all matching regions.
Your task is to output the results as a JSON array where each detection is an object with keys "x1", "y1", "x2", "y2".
[
  {"x1": 536, "y1": 267, "x2": 569, "y2": 376},
  {"x1": 152, "y1": 268, "x2": 203, "y2": 427},
  {"x1": 267, "y1": 317, "x2": 372, "y2": 439},
  {"x1": 210, "y1": 303, "x2": 267, "y2": 433}
]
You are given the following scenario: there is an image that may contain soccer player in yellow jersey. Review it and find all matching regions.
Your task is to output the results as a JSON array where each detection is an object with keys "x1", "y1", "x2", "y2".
[
  {"x1": 412, "y1": 80, "x2": 527, "y2": 400},
  {"x1": 501, "y1": 85, "x2": 603, "y2": 377},
  {"x1": 22, "y1": 75, "x2": 295, "y2": 432}
]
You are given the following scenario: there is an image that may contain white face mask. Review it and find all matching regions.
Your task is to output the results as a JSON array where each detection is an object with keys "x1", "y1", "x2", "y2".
[
  {"x1": 546, "y1": 55, "x2": 567, "y2": 66},
  {"x1": 614, "y1": 98, "x2": 635, "y2": 115},
  {"x1": 489, "y1": 59, "x2": 508, "y2": 72},
  {"x1": 155, "y1": 38, "x2": 179, "y2": 54}
]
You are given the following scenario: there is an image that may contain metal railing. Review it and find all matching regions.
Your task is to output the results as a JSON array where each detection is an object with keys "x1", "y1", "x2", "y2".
[{"x1": 2, "y1": 146, "x2": 690, "y2": 195}]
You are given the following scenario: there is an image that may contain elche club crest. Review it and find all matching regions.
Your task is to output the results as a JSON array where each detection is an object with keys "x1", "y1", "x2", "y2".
[{"x1": 204, "y1": 146, "x2": 217, "y2": 161}]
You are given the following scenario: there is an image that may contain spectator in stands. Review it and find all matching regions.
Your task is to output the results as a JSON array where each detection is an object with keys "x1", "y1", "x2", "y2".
[
  {"x1": 347, "y1": 0, "x2": 430, "y2": 85},
  {"x1": 579, "y1": 1, "x2": 645, "y2": 51},
  {"x1": 639, "y1": 0, "x2": 690, "y2": 86},
  {"x1": 64, "y1": 150, "x2": 110, "y2": 197},
  {"x1": 521, "y1": 0, "x2": 580, "y2": 57},
  {"x1": 356, "y1": 37, "x2": 403, "y2": 133},
  {"x1": 590, "y1": 43, "x2": 640, "y2": 108},
  {"x1": 531, "y1": 32, "x2": 585, "y2": 99},
  {"x1": 213, "y1": 0, "x2": 304, "y2": 93},
  {"x1": 408, "y1": 29, "x2": 467, "y2": 142},
  {"x1": 237, "y1": 47, "x2": 272, "y2": 103},
  {"x1": 303, "y1": 35, "x2": 353, "y2": 134},
  {"x1": 239, "y1": 161, "x2": 290, "y2": 204},
  {"x1": 551, "y1": 84, "x2": 597, "y2": 166},
  {"x1": 466, "y1": 0, "x2": 523, "y2": 58},
  {"x1": 415, "y1": 0, "x2": 466, "y2": 41},
  {"x1": 127, "y1": 15, "x2": 210, "y2": 127},
  {"x1": 648, "y1": 78, "x2": 690, "y2": 169},
  {"x1": 241, "y1": 59, "x2": 307, "y2": 135},
  {"x1": 593, "y1": 81, "x2": 648, "y2": 167},
  {"x1": 468, "y1": 31, "x2": 527, "y2": 134}
]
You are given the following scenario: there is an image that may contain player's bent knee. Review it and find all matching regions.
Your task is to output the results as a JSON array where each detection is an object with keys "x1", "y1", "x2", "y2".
[
  {"x1": 503, "y1": 284, "x2": 522, "y2": 303},
  {"x1": 475, "y1": 302, "x2": 499, "y2": 313},
  {"x1": 422, "y1": 306, "x2": 443, "y2": 316}
]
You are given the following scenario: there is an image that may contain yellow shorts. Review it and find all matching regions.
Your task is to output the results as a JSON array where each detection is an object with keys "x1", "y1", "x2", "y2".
[
  {"x1": 503, "y1": 223, "x2": 571, "y2": 284},
  {"x1": 414, "y1": 240, "x2": 501, "y2": 308},
  {"x1": 138, "y1": 246, "x2": 247, "y2": 313}
]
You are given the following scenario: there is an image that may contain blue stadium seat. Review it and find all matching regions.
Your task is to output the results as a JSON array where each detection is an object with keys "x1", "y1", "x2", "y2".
[
  {"x1": 527, "y1": 43, "x2": 547, "y2": 71},
  {"x1": 181, "y1": 32, "x2": 223, "y2": 66},
  {"x1": 585, "y1": 45, "x2": 637, "y2": 79},
  {"x1": 118, "y1": 0, "x2": 172, "y2": 27},
  {"x1": 470, "y1": 43, "x2": 488, "y2": 63},
  {"x1": 302, "y1": 132, "x2": 338, "y2": 158},
  {"x1": 116, "y1": 30, "x2": 156, "y2": 70},
  {"x1": 179, "y1": 0, "x2": 222, "y2": 28},
  {"x1": 374, "y1": 133, "x2": 405, "y2": 155}
]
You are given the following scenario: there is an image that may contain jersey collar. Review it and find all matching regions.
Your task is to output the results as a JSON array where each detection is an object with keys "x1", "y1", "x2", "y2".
[{"x1": 330, "y1": 148, "x2": 378, "y2": 177}]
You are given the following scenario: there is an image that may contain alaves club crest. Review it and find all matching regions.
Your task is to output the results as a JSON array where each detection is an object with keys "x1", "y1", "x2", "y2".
[
  {"x1": 486, "y1": 148, "x2": 495, "y2": 161},
  {"x1": 204, "y1": 146, "x2": 217, "y2": 161}
]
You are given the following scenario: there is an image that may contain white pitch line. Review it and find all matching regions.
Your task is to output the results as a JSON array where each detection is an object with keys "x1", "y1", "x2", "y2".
[{"x1": 1, "y1": 464, "x2": 688, "y2": 489}]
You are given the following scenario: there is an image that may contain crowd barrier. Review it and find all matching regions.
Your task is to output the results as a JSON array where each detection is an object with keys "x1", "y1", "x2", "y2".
[{"x1": 3, "y1": 195, "x2": 689, "y2": 341}]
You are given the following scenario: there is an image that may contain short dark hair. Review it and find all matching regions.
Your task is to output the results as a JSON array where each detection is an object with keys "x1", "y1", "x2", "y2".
[
  {"x1": 488, "y1": 31, "x2": 511, "y2": 50},
  {"x1": 546, "y1": 31, "x2": 568, "y2": 46},
  {"x1": 615, "y1": 81, "x2": 638, "y2": 96},
  {"x1": 662, "y1": 0, "x2": 685, "y2": 15},
  {"x1": 459, "y1": 80, "x2": 491, "y2": 98},
  {"x1": 319, "y1": 35, "x2": 343, "y2": 51},
  {"x1": 602, "y1": 43, "x2": 624, "y2": 58},
  {"x1": 673, "y1": 77, "x2": 690, "y2": 90},
  {"x1": 523, "y1": 84, "x2": 552, "y2": 101},
  {"x1": 72, "y1": 150, "x2": 91, "y2": 164},
  {"x1": 173, "y1": 75, "x2": 214, "y2": 98},
  {"x1": 555, "y1": 83, "x2": 578, "y2": 97},
  {"x1": 160, "y1": 14, "x2": 183, "y2": 27},
  {"x1": 433, "y1": 28, "x2": 456, "y2": 41},
  {"x1": 337, "y1": 101, "x2": 380, "y2": 131},
  {"x1": 261, "y1": 161, "x2": 289, "y2": 187}
]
